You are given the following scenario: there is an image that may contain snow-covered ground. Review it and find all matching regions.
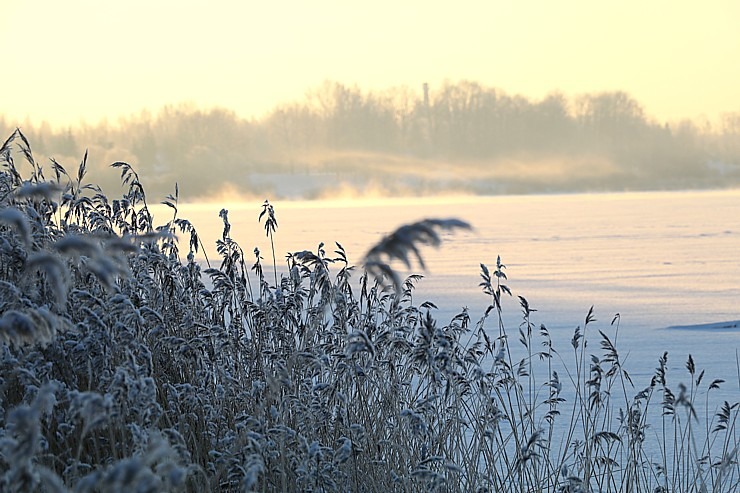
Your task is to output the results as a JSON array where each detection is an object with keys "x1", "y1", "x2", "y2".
[
  {"x1": 668, "y1": 320, "x2": 740, "y2": 331},
  {"x1": 161, "y1": 189, "x2": 740, "y2": 402}
]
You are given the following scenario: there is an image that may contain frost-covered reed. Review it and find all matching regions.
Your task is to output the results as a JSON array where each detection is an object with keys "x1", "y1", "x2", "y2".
[{"x1": 0, "y1": 129, "x2": 737, "y2": 492}]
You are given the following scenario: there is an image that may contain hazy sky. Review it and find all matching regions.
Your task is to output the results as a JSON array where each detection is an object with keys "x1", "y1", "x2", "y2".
[{"x1": 3, "y1": 0, "x2": 739, "y2": 128}]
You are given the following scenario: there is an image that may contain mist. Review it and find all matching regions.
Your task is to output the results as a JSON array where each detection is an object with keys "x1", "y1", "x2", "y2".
[{"x1": 3, "y1": 80, "x2": 739, "y2": 202}]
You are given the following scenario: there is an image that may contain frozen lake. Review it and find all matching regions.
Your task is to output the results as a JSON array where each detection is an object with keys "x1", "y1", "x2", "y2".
[{"x1": 159, "y1": 189, "x2": 740, "y2": 400}]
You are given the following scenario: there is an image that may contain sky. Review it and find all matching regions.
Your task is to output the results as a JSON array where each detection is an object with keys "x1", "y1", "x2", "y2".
[{"x1": 3, "y1": 0, "x2": 739, "y2": 128}]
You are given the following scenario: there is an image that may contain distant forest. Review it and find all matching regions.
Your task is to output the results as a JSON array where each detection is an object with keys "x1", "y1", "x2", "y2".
[{"x1": 3, "y1": 81, "x2": 740, "y2": 200}]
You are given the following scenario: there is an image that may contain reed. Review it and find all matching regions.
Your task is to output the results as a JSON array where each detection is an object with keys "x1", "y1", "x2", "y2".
[{"x1": 0, "y1": 129, "x2": 737, "y2": 492}]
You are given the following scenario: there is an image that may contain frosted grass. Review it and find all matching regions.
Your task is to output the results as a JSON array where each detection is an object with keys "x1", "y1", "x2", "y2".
[{"x1": 0, "y1": 129, "x2": 738, "y2": 492}]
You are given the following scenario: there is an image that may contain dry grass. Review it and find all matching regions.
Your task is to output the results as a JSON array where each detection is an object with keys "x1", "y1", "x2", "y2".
[{"x1": 0, "y1": 129, "x2": 737, "y2": 492}]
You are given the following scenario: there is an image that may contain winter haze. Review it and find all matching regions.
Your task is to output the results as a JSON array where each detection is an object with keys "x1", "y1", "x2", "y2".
[{"x1": 3, "y1": 1, "x2": 740, "y2": 200}]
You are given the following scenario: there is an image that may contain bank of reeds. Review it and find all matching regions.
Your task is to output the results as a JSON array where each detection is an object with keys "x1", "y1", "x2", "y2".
[{"x1": 0, "y1": 129, "x2": 737, "y2": 492}]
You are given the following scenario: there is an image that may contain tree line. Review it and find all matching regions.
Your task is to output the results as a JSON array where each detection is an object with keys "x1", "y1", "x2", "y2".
[{"x1": 3, "y1": 80, "x2": 739, "y2": 200}]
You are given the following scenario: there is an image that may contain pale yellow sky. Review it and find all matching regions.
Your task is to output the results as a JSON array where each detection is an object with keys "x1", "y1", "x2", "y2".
[{"x1": 3, "y1": 0, "x2": 739, "y2": 128}]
